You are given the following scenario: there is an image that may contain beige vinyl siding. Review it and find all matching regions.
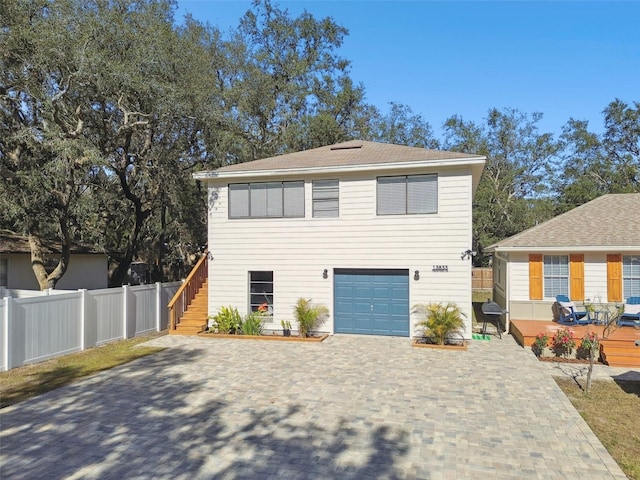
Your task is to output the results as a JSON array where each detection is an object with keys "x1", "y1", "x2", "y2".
[
  {"x1": 583, "y1": 253, "x2": 608, "y2": 302},
  {"x1": 207, "y1": 167, "x2": 474, "y2": 338},
  {"x1": 507, "y1": 252, "x2": 614, "y2": 320}
]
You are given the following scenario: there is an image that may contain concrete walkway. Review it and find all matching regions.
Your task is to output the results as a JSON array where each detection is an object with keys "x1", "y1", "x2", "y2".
[{"x1": 0, "y1": 334, "x2": 632, "y2": 479}]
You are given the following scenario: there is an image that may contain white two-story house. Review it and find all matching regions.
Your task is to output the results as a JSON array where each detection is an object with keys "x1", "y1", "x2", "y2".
[{"x1": 194, "y1": 140, "x2": 485, "y2": 338}]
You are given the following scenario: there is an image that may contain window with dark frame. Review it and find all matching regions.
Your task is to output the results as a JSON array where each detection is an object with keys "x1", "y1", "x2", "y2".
[
  {"x1": 312, "y1": 179, "x2": 339, "y2": 218},
  {"x1": 249, "y1": 271, "x2": 273, "y2": 315},
  {"x1": 229, "y1": 182, "x2": 304, "y2": 219},
  {"x1": 0, "y1": 258, "x2": 7, "y2": 287},
  {"x1": 376, "y1": 174, "x2": 437, "y2": 215}
]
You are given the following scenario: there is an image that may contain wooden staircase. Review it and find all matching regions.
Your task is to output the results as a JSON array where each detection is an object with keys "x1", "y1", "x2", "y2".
[
  {"x1": 601, "y1": 336, "x2": 640, "y2": 368},
  {"x1": 168, "y1": 252, "x2": 209, "y2": 336},
  {"x1": 170, "y1": 280, "x2": 208, "y2": 335}
]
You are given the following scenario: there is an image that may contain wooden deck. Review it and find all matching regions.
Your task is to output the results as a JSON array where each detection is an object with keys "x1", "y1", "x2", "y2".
[{"x1": 510, "y1": 319, "x2": 640, "y2": 368}]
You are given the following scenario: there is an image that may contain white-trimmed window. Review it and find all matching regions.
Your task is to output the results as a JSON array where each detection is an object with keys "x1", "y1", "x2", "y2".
[
  {"x1": 376, "y1": 174, "x2": 437, "y2": 215},
  {"x1": 623, "y1": 255, "x2": 640, "y2": 298},
  {"x1": 229, "y1": 182, "x2": 304, "y2": 219},
  {"x1": 249, "y1": 271, "x2": 273, "y2": 315},
  {"x1": 543, "y1": 255, "x2": 569, "y2": 298},
  {"x1": 312, "y1": 180, "x2": 339, "y2": 218}
]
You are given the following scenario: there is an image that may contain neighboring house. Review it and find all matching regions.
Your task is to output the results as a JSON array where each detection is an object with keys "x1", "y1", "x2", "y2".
[
  {"x1": 0, "y1": 233, "x2": 108, "y2": 291},
  {"x1": 193, "y1": 140, "x2": 485, "y2": 338},
  {"x1": 486, "y1": 193, "x2": 640, "y2": 329}
]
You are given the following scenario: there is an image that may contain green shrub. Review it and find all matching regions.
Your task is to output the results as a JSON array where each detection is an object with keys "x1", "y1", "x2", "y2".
[
  {"x1": 413, "y1": 302, "x2": 466, "y2": 345},
  {"x1": 209, "y1": 305, "x2": 242, "y2": 334},
  {"x1": 294, "y1": 298, "x2": 329, "y2": 337},
  {"x1": 241, "y1": 311, "x2": 264, "y2": 336}
]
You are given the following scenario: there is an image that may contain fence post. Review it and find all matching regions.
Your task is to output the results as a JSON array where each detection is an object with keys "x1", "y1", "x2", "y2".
[
  {"x1": 122, "y1": 284, "x2": 130, "y2": 339},
  {"x1": 79, "y1": 289, "x2": 87, "y2": 351},
  {"x1": 155, "y1": 282, "x2": 162, "y2": 332}
]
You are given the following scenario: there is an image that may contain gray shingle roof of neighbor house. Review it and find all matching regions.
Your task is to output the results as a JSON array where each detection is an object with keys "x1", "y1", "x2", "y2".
[
  {"x1": 0, "y1": 232, "x2": 105, "y2": 255},
  {"x1": 485, "y1": 193, "x2": 640, "y2": 252},
  {"x1": 193, "y1": 140, "x2": 485, "y2": 178}
]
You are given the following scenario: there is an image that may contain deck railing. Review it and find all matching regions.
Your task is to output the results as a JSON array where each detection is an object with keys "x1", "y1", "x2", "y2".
[{"x1": 167, "y1": 252, "x2": 208, "y2": 331}]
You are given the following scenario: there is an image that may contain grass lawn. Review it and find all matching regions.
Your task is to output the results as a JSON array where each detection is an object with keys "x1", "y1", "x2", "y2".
[
  {"x1": 0, "y1": 332, "x2": 166, "y2": 409},
  {"x1": 555, "y1": 377, "x2": 640, "y2": 480}
]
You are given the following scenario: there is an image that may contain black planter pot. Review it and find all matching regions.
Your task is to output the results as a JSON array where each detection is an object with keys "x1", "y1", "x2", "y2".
[{"x1": 283, "y1": 329, "x2": 291, "y2": 337}]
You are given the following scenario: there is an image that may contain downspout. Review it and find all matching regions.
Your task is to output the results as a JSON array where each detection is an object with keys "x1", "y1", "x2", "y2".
[{"x1": 495, "y1": 251, "x2": 510, "y2": 333}]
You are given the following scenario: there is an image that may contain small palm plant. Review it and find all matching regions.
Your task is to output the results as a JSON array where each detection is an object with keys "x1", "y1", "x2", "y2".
[
  {"x1": 413, "y1": 302, "x2": 466, "y2": 345},
  {"x1": 294, "y1": 298, "x2": 329, "y2": 337}
]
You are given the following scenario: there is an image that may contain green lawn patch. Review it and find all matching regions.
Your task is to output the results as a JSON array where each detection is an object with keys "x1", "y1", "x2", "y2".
[{"x1": 0, "y1": 332, "x2": 166, "y2": 409}]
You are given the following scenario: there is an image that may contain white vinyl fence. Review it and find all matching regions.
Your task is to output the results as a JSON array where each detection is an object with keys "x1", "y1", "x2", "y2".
[{"x1": 0, "y1": 282, "x2": 181, "y2": 371}]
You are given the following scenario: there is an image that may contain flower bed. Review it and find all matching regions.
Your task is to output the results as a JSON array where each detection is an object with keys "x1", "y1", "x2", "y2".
[
  {"x1": 197, "y1": 332, "x2": 329, "y2": 342},
  {"x1": 532, "y1": 328, "x2": 603, "y2": 363}
]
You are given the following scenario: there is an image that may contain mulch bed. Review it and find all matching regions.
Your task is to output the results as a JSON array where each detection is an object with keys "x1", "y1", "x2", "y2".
[{"x1": 537, "y1": 356, "x2": 605, "y2": 365}]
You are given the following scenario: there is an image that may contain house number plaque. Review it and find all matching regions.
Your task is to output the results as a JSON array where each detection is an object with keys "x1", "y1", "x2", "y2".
[{"x1": 432, "y1": 265, "x2": 449, "y2": 272}]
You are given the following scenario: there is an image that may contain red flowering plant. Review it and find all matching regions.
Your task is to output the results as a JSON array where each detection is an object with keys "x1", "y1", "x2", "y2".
[
  {"x1": 579, "y1": 331, "x2": 600, "y2": 358},
  {"x1": 552, "y1": 327, "x2": 576, "y2": 353}
]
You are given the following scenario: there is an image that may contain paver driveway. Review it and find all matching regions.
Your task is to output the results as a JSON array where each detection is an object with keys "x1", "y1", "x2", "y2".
[{"x1": 0, "y1": 334, "x2": 628, "y2": 479}]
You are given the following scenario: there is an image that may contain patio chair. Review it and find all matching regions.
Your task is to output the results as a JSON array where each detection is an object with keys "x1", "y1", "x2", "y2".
[
  {"x1": 618, "y1": 296, "x2": 640, "y2": 327},
  {"x1": 556, "y1": 294, "x2": 591, "y2": 325}
]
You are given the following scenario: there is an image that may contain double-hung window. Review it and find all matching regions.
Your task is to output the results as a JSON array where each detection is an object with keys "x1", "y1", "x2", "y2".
[
  {"x1": 623, "y1": 255, "x2": 640, "y2": 298},
  {"x1": 377, "y1": 174, "x2": 437, "y2": 215},
  {"x1": 543, "y1": 255, "x2": 569, "y2": 298},
  {"x1": 249, "y1": 271, "x2": 273, "y2": 316},
  {"x1": 229, "y1": 181, "x2": 304, "y2": 219},
  {"x1": 312, "y1": 180, "x2": 339, "y2": 218}
]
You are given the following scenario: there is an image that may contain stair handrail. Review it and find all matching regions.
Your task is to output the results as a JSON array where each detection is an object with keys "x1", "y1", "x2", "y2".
[{"x1": 168, "y1": 252, "x2": 208, "y2": 331}]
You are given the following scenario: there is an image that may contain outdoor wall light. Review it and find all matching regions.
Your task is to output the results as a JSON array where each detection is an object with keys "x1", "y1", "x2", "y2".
[
  {"x1": 323, "y1": 268, "x2": 328, "y2": 279},
  {"x1": 206, "y1": 251, "x2": 214, "y2": 260},
  {"x1": 461, "y1": 249, "x2": 477, "y2": 260},
  {"x1": 414, "y1": 270, "x2": 420, "y2": 281}
]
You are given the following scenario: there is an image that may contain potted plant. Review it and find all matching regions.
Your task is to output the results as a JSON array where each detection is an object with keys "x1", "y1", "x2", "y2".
[
  {"x1": 281, "y1": 320, "x2": 292, "y2": 337},
  {"x1": 412, "y1": 302, "x2": 466, "y2": 345},
  {"x1": 294, "y1": 298, "x2": 329, "y2": 337}
]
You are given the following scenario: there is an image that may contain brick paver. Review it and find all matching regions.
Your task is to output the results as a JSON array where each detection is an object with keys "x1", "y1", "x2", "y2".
[{"x1": 0, "y1": 334, "x2": 630, "y2": 479}]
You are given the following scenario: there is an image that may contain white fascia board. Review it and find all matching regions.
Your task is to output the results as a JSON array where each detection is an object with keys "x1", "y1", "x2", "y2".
[
  {"x1": 193, "y1": 157, "x2": 486, "y2": 181},
  {"x1": 490, "y1": 246, "x2": 640, "y2": 253}
]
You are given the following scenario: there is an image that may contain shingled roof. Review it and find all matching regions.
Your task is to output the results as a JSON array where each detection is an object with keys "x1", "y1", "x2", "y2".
[
  {"x1": 194, "y1": 140, "x2": 484, "y2": 178},
  {"x1": 486, "y1": 193, "x2": 640, "y2": 252},
  {"x1": 0, "y1": 233, "x2": 104, "y2": 255}
]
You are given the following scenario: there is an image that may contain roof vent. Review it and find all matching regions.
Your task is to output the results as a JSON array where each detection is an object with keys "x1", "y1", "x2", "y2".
[{"x1": 330, "y1": 144, "x2": 363, "y2": 150}]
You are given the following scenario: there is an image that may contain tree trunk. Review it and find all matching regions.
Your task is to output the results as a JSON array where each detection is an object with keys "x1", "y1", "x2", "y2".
[{"x1": 28, "y1": 230, "x2": 70, "y2": 290}]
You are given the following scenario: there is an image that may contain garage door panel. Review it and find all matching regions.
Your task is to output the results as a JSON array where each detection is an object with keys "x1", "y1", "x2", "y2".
[{"x1": 334, "y1": 269, "x2": 409, "y2": 337}]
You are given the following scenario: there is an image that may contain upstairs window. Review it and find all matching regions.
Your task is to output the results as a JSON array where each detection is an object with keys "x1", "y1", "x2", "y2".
[
  {"x1": 312, "y1": 180, "x2": 339, "y2": 218},
  {"x1": 543, "y1": 255, "x2": 569, "y2": 298},
  {"x1": 377, "y1": 174, "x2": 437, "y2": 215},
  {"x1": 229, "y1": 181, "x2": 304, "y2": 219}
]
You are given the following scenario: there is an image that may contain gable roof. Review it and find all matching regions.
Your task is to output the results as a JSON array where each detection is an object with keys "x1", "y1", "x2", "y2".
[
  {"x1": 486, "y1": 193, "x2": 640, "y2": 253},
  {"x1": 194, "y1": 140, "x2": 485, "y2": 187}
]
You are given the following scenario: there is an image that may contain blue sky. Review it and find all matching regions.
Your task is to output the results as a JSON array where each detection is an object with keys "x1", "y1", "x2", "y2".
[{"x1": 175, "y1": 1, "x2": 640, "y2": 139}]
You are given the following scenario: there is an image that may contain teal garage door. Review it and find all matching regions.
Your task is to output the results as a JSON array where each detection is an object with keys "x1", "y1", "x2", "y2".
[{"x1": 334, "y1": 269, "x2": 409, "y2": 336}]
